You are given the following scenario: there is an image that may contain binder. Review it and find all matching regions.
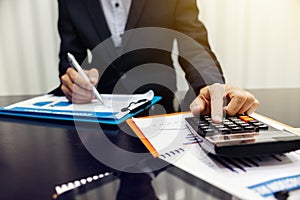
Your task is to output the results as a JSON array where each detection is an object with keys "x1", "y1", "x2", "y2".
[{"x1": 0, "y1": 90, "x2": 161, "y2": 125}]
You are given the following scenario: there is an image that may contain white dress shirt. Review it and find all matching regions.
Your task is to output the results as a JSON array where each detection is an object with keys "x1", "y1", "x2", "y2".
[{"x1": 100, "y1": 0, "x2": 132, "y2": 47}]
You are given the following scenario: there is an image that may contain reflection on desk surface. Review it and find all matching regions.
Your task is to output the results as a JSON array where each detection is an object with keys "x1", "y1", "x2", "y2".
[{"x1": 55, "y1": 166, "x2": 231, "y2": 200}]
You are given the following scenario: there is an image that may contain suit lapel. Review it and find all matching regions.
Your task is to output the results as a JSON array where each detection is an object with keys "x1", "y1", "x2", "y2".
[
  {"x1": 121, "y1": 0, "x2": 147, "y2": 50},
  {"x1": 86, "y1": 0, "x2": 119, "y2": 68},
  {"x1": 85, "y1": 0, "x2": 148, "y2": 62},
  {"x1": 125, "y1": 0, "x2": 147, "y2": 30},
  {"x1": 86, "y1": 0, "x2": 147, "y2": 36},
  {"x1": 86, "y1": 0, "x2": 111, "y2": 41}
]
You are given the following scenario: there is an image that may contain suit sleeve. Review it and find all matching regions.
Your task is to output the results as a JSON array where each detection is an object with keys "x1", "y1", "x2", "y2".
[
  {"x1": 57, "y1": 0, "x2": 87, "y2": 78},
  {"x1": 174, "y1": 0, "x2": 225, "y2": 93}
]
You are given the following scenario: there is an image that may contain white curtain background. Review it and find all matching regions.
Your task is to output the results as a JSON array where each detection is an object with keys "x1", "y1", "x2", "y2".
[
  {"x1": 0, "y1": 0, "x2": 300, "y2": 95},
  {"x1": 197, "y1": 0, "x2": 300, "y2": 89},
  {"x1": 0, "y1": 0, "x2": 59, "y2": 95}
]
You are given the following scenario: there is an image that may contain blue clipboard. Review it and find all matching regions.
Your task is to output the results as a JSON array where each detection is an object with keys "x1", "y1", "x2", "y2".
[{"x1": 0, "y1": 94, "x2": 162, "y2": 125}]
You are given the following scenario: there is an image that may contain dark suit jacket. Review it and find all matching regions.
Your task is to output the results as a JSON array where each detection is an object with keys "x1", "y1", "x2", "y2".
[{"x1": 57, "y1": 0, "x2": 225, "y2": 111}]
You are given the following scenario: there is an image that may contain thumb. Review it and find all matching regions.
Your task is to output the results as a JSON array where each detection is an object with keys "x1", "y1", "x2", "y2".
[
  {"x1": 190, "y1": 97, "x2": 206, "y2": 116},
  {"x1": 86, "y1": 68, "x2": 99, "y2": 86}
]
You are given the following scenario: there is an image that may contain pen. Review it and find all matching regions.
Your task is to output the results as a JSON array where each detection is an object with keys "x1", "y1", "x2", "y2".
[{"x1": 67, "y1": 52, "x2": 104, "y2": 104}]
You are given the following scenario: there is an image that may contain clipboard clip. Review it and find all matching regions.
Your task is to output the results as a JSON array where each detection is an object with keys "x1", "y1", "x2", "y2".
[
  {"x1": 121, "y1": 99, "x2": 150, "y2": 112},
  {"x1": 274, "y1": 187, "x2": 300, "y2": 200},
  {"x1": 120, "y1": 90, "x2": 154, "y2": 113}
]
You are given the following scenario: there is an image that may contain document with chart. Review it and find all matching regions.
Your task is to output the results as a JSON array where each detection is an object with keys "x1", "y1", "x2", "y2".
[
  {"x1": 127, "y1": 112, "x2": 300, "y2": 200},
  {"x1": 0, "y1": 90, "x2": 161, "y2": 124}
]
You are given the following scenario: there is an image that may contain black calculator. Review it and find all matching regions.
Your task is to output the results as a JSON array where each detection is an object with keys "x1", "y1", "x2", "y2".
[{"x1": 185, "y1": 115, "x2": 300, "y2": 157}]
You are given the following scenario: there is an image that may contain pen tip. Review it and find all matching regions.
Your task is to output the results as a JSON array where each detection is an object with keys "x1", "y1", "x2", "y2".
[{"x1": 67, "y1": 53, "x2": 74, "y2": 63}]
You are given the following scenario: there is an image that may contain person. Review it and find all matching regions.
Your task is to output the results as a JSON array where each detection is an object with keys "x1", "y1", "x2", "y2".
[{"x1": 56, "y1": 0, "x2": 259, "y2": 119}]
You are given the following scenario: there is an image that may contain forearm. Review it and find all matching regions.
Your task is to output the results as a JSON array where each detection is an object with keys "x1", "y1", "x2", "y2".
[
  {"x1": 175, "y1": 0, "x2": 225, "y2": 92},
  {"x1": 57, "y1": 0, "x2": 87, "y2": 77}
]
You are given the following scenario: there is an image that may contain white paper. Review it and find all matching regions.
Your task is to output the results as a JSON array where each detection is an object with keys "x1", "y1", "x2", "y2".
[
  {"x1": 3, "y1": 90, "x2": 154, "y2": 119},
  {"x1": 132, "y1": 113, "x2": 300, "y2": 200}
]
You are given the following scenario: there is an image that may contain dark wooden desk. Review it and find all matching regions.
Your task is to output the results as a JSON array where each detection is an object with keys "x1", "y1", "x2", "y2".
[
  {"x1": 1, "y1": 88, "x2": 299, "y2": 200},
  {"x1": 0, "y1": 96, "x2": 149, "y2": 200}
]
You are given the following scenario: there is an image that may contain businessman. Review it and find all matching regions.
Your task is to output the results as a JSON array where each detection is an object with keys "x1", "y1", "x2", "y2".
[{"x1": 57, "y1": 0, "x2": 259, "y2": 119}]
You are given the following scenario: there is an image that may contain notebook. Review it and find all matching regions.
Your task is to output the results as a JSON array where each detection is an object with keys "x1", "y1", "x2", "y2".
[{"x1": 0, "y1": 90, "x2": 161, "y2": 124}]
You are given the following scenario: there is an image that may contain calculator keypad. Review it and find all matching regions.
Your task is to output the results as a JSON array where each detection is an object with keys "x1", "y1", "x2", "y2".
[{"x1": 195, "y1": 115, "x2": 268, "y2": 136}]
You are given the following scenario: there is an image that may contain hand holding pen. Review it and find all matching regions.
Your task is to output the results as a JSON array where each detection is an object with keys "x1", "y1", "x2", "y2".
[{"x1": 60, "y1": 53, "x2": 103, "y2": 104}]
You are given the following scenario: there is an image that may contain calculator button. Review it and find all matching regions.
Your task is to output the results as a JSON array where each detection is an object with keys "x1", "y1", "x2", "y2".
[
  {"x1": 218, "y1": 128, "x2": 231, "y2": 134},
  {"x1": 214, "y1": 124, "x2": 226, "y2": 129},
  {"x1": 203, "y1": 116, "x2": 211, "y2": 120},
  {"x1": 239, "y1": 123, "x2": 250, "y2": 127},
  {"x1": 200, "y1": 125, "x2": 210, "y2": 130},
  {"x1": 199, "y1": 123, "x2": 208, "y2": 127},
  {"x1": 234, "y1": 120, "x2": 245, "y2": 124},
  {"x1": 258, "y1": 124, "x2": 269, "y2": 130},
  {"x1": 223, "y1": 121, "x2": 235, "y2": 125},
  {"x1": 239, "y1": 115, "x2": 255, "y2": 122},
  {"x1": 243, "y1": 126, "x2": 256, "y2": 132},
  {"x1": 231, "y1": 127, "x2": 243, "y2": 132},
  {"x1": 206, "y1": 119, "x2": 213, "y2": 123},
  {"x1": 226, "y1": 124, "x2": 239, "y2": 128},
  {"x1": 248, "y1": 120, "x2": 259, "y2": 124},
  {"x1": 202, "y1": 129, "x2": 215, "y2": 134}
]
